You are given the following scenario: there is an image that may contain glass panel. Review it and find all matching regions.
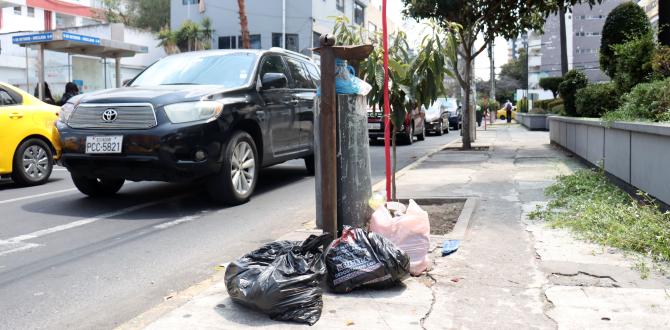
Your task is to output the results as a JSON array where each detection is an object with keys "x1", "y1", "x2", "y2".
[{"x1": 131, "y1": 53, "x2": 257, "y2": 87}]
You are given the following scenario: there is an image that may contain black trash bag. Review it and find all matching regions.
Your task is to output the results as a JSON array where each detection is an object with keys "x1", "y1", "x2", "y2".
[
  {"x1": 225, "y1": 233, "x2": 333, "y2": 325},
  {"x1": 324, "y1": 226, "x2": 410, "y2": 293}
]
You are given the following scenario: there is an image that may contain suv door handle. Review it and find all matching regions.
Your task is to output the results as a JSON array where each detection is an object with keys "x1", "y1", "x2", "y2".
[{"x1": 9, "y1": 112, "x2": 24, "y2": 119}]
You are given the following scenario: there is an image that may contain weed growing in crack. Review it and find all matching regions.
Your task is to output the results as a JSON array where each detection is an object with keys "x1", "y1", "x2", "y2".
[{"x1": 530, "y1": 168, "x2": 670, "y2": 278}]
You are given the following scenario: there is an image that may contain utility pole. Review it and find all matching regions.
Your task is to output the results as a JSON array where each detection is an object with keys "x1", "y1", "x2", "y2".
[
  {"x1": 282, "y1": 0, "x2": 286, "y2": 49},
  {"x1": 488, "y1": 42, "x2": 495, "y2": 122},
  {"x1": 525, "y1": 34, "x2": 529, "y2": 111},
  {"x1": 559, "y1": 6, "x2": 568, "y2": 76}
]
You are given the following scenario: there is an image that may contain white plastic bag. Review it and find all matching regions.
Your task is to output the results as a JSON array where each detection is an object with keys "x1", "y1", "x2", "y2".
[{"x1": 369, "y1": 200, "x2": 430, "y2": 275}]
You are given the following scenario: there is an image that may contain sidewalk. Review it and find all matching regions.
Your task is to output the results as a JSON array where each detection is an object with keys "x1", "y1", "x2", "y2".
[{"x1": 125, "y1": 124, "x2": 670, "y2": 329}]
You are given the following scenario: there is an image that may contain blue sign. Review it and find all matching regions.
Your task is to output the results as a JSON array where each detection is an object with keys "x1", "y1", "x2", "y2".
[
  {"x1": 62, "y1": 32, "x2": 101, "y2": 45},
  {"x1": 12, "y1": 33, "x2": 53, "y2": 44}
]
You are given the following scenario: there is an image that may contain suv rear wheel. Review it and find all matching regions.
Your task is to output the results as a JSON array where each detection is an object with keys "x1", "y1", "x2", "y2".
[
  {"x1": 304, "y1": 155, "x2": 315, "y2": 176},
  {"x1": 207, "y1": 131, "x2": 259, "y2": 205},
  {"x1": 71, "y1": 174, "x2": 125, "y2": 197}
]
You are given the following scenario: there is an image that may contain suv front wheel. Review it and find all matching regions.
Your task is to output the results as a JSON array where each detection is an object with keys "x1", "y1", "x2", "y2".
[
  {"x1": 207, "y1": 131, "x2": 259, "y2": 205},
  {"x1": 71, "y1": 174, "x2": 125, "y2": 197}
]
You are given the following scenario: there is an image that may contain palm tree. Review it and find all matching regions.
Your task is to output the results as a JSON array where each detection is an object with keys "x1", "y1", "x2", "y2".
[
  {"x1": 237, "y1": 0, "x2": 250, "y2": 48},
  {"x1": 157, "y1": 26, "x2": 179, "y2": 54},
  {"x1": 199, "y1": 17, "x2": 214, "y2": 50}
]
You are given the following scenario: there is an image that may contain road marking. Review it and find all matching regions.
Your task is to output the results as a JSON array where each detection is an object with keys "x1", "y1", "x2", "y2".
[
  {"x1": 0, "y1": 242, "x2": 42, "y2": 257},
  {"x1": 153, "y1": 215, "x2": 198, "y2": 230},
  {"x1": 0, "y1": 193, "x2": 192, "y2": 259},
  {"x1": 0, "y1": 188, "x2": 77, "y2": 205},
  {"x1": 9, "y1": 200, "x2": 169, "y2": 243}
]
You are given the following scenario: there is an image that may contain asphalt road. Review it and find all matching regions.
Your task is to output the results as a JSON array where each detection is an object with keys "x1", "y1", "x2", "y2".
[{"x1": 0, "y1": 130, "x2": 460, "y2": 330}]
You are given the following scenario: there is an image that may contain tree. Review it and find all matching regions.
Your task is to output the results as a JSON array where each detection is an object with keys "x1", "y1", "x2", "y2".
[
  {"x1": 402, "y1": 0, "x2": 602, "y2": 149},
  {"x1": 499, "y1": 48, "x2": 526, "y2": 84},
  {"x1": 600, "y1": 2, "x2": 652, "y2": 79},
  {"x1": 97, "y1": 0, "x2": 169, "y2": 33},
  {"x1": 157, "y1": 18, "x2": 213, "y2": 53},
  {"x1": 611, "y1": 32, "x2": 656, "y2": 93},
  {"x1": 558, "y1": 70, "x2": 588, "y2": 116},
  {"x1": 238, "y1": 0, "x2": 251, "y2": 49},
  {"x1": 539, "y1": 77, "x2": 564, "y2": 98}
]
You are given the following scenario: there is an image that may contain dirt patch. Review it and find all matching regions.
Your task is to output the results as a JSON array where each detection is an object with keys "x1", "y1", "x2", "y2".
[
  {"x1": 417, "y1": 200, "x2": 465, "y2": 235},
  {"x1": 442, "y1": 146, "x2": 490, "y2": 151}
]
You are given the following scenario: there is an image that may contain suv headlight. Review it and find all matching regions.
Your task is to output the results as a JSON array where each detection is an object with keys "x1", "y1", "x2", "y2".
[
  {"x1": 59, "y1": 102, "x2": 75, "y2": 122},
  {"x1": 163, "y1": 101, "x2": 224, "y2": 124}
]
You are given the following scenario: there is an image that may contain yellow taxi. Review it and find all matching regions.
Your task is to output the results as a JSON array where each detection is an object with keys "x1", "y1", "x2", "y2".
[
  {"x1": 0, "y1": 82, "x2": 61, "y2": 185},
  {"x1": 497, "y1": 107, "x2": 517, "y2": 120}
]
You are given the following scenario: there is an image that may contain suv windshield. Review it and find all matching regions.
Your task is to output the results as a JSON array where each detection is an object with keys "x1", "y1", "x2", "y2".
[{"x1": 131, "y1": 52, "x2": 257, "y2": 87}]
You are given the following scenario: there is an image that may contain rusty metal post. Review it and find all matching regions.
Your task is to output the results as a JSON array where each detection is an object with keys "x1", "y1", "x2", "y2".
[{"x1": 316, "y1": 34, "x2": 338, "y2": 243}]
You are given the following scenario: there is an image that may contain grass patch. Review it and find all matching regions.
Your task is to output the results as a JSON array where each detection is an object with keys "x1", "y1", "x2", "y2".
[{"x1": 529, "y1": 168, "x2": 670, "y2": 278}]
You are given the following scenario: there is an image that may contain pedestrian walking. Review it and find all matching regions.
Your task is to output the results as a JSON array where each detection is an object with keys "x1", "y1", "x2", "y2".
[{"x1": 504, "y1": 100, "x2": 513, "y2": 123}]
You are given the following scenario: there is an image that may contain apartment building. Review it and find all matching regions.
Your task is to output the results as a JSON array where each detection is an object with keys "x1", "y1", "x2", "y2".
[
  {"x1": 170, "y1": 0, "x2": 398, "y2": 55},
  {"x1": 0, "y1": 0, "x2": 103, "y2": 33}
]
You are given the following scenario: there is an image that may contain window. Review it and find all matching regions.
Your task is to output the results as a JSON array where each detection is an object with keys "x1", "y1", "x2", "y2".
[
  {"x1": 313, "y1": 31, "x2": 321, "y2": 48},
  {"x1": 27, "y1": 7, "x2": 34, "y2": 17},
  {"x1": 354, "y1": 2, "x2": 365, "y2": 25},
  {"x1": 0, "y1": 90, "x2": 17, "y2": 106},
  {"x1": 336, "y1": 0, "x2": 344, "y2": 12},
  {"x1": 272, "y1": 33, "x2": 299, "y2": 52},
  {"x1": 219, "y1": 35, "x2": 261, "y2": 49},
  {"x1": 286, "y1": 57, "x2": 314, "y2": 89},
  {"x1": 303, "y1": 61, "x2": 320, "y2": 86},
  {"x1": 13, "y1": 6, "x2": 22, "y2": 15},
  {"x1": 259, "y1": 56, "x2": 289, "y2": 86},
  {"x1": 182, "y1": 0, "x2": 198, "y2": 5},
  {"x1": 130, "y1": 53, "x2": 257, "y2": 87}
]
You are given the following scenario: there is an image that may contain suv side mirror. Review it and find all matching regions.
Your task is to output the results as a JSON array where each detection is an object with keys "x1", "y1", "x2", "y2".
[{"x1": 261, "y1": 73, "x2": 288, "y2": 90}]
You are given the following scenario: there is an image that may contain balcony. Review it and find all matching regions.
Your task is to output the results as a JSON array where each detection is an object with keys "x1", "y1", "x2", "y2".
[{"x1": 0, "y1": 0, "x2": 26, "y2": 7}]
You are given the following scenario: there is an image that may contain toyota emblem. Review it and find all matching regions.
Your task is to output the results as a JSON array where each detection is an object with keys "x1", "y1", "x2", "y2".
[{"x1": 102, "y1": 109, "x2": 118, "y2": 122}]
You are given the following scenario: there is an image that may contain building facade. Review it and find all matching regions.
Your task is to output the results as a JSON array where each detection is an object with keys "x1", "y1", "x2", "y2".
[
  {"x1": 526, "y1": 0, "x2": 626, "y2": 85},
  {"x1": 170, "y1": 0, "x2": 396, "y2": 55},
  {"x1": 637, "y1": 0, "x2": 658, "y2": 27},
  {"x1": 0, "y1": 0, "x2": 103, "y2": 33}
]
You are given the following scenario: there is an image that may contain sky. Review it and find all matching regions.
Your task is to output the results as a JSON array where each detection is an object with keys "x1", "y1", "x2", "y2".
[{"x1": 375, "y1": 0, "x2": 510, "y2": 80}]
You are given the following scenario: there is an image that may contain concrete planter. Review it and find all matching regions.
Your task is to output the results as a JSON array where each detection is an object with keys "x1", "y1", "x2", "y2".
[
  {"x1": 549, "y1": 116, "x2": 670, "y2": 206},
  {"x1": 517, "y1": 112, "x2": 550, "y2": 131}
]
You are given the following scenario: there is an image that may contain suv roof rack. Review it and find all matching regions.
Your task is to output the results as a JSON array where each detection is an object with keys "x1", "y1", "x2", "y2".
[{"x1": 268, "y1": 47, "x2": 311, "y2": 60}]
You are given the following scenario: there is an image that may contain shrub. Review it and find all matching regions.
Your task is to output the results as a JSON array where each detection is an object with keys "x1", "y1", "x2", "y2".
[
  {"x1": 603, "y1": 77, "x2": 670, "y2": 122},
  {"x1": 533, "y1": 99, "x2": 551, "y2": 110},
  {"x1": 612, "y1": 32, "x2": 656, "y2": 93},
  {"x1": 600, "y1": 2, "x2": 652, "y2": 79},
  {"x1": 547, "y1": 98, "x2": 564, "y2": 109},
  {"x1": 477, "y1": 99, "x2": 500, "y2": 112},
  {"x1": 539, "y1": 77, "x2": 564, "y2": 98},
  {"x1": 550, "y1": 104, "x2": 565, "y2": 115},
  {"x1": 516, "y1": 98, "x2": 528, "y2": 113},
  {"x1": 575, "y1": 83, "x2": 620, "y2": 118},
  {"x1": 558, "y1": 70, "x2": 588, "y2": 116},
  {"x1": 652, "y1": 46, "x2": 670, "y2": 79}
]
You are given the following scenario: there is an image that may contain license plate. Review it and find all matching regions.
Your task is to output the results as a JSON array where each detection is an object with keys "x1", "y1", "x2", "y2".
[
  {"x1": 368, "y1": 123, "x2": 381, "y2": 130},
  {"x1": 85, "y1": 136, "x2": 123, "y2": 154}
]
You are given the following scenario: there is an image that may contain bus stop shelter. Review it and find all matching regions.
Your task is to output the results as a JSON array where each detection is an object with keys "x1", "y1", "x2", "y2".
[{"x1": 12, "y1": 30, "x2": 148, "y2": 99}]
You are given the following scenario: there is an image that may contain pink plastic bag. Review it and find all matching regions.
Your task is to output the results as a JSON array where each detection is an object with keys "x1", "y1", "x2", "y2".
[{"x1": 369, "y1": 200, "x2": 430, "y2": 275}]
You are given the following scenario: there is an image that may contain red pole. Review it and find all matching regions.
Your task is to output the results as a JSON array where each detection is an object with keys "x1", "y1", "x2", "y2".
[{"x1": 382, "y1": 0, "x2": 391, "y2": 201}]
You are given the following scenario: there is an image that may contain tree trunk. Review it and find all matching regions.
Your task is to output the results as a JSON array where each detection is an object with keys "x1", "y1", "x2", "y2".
[
  {"x1": 238, "y1": 0, "x2": 251, "y2": 49},
  {"x1": 559, "y1": 7, "x2": 568, "y2": 76},
  {"x1": 462, "y1": 54, "x2": 473, "y2": 150}
]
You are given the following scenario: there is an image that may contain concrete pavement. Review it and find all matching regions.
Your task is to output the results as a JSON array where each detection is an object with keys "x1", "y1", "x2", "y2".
[{"x1": 137, "y1": 123, "x2": 670, "y2": 329}]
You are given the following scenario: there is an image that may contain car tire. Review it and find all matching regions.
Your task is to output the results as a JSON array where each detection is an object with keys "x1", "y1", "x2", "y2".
[
  {"x1": 445, "y1": 121, "x2": 450, "y2": 134},
  {"x1": 304, "y1": 154, "x2": 315, "y2": 176},
  {"x1": 435, "y1": 121, "x2": 444, "y2": 136},
  {"x1": 71, "y1": 174, "x2": 125, "y2": 197},
  {"x1": 417, "y1": 125, "x2": 426, "y2": 141},
  {"x1": 207, "y1": 131, "x2": 259, "y2": 205},
  {"x1": 500, "y1": 115, "x2": 506, "y2": 121},
  {"x1": 12, "y1": 138, "x2": 53, "y2": 186}
]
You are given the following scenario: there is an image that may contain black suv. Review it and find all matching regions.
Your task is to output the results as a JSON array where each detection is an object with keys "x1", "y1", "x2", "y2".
[{"x1": 57, "y1": 49, "x2": 319, "y2": 204}]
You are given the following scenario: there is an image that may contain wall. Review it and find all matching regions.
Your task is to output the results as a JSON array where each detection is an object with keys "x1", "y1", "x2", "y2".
[{"x1": 549, "y1": 116, "x2": 670, "y2": 206}]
